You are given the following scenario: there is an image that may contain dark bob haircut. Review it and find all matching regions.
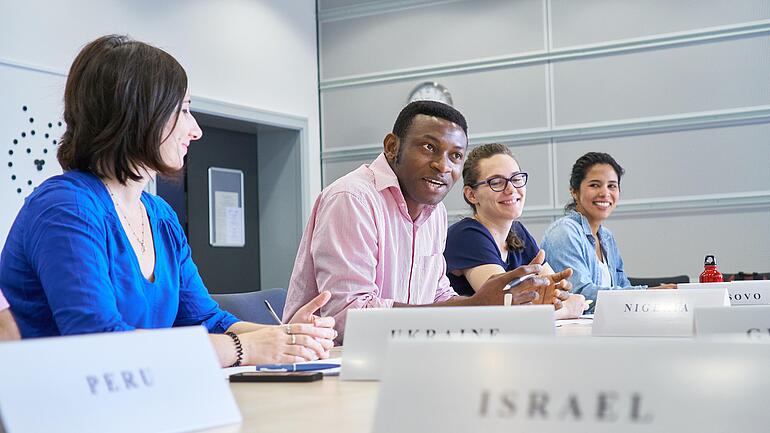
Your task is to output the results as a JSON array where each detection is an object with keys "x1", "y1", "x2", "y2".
[
  {"x1": 57, "y1": 34, "x2": 188, "y2": 183},
  {"x1": 565, "y1": 152, "x2": 625, "y2": 213}
]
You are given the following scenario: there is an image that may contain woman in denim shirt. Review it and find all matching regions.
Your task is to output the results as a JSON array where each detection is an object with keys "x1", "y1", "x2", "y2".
[{"x1": 541, "y1": 152, "x2": 673, "y2": 308}]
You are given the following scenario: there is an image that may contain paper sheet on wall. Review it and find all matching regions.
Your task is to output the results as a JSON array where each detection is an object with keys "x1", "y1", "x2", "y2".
[
  {"x1": 224, "y1": 207, "x2": 244, "y2": 245},
  {"x1": 214, "y1": 191, "x2": 243, "y2": 246}
]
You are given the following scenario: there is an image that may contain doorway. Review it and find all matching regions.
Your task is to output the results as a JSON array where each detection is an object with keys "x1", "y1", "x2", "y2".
[{"x1": 156, "y1": 99, "x2": 309, "y2": 295}]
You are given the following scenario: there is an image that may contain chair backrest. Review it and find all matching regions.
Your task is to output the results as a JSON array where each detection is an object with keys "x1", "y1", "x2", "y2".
[
  {"x1": 722, "y1": 272, "x2": 770, "y2": 282},
  {"x1": 211, "y1": 288, "x2": 287, "y2": 325},
  {"x1": 628, "y1": 275, "x2": 690, "y2": 287}
]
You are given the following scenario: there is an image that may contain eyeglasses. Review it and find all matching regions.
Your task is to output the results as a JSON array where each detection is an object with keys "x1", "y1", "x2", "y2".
[{"x1": 470, "y1": 172, "x2": 528, "y2": 192}]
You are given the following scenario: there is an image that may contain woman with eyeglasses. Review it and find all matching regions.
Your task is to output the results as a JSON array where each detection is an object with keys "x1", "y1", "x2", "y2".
[
  {"x1": 444, "y1": 143, "x2": 588, "y2": 319},
  {"x1": 541, "y1": 152, "x2": 675, "y2": 310}
]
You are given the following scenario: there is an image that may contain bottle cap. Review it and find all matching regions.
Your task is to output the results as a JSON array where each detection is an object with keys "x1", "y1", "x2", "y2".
[{"x1": 704, "y1": 255, "x2": 717, "y2": 266}]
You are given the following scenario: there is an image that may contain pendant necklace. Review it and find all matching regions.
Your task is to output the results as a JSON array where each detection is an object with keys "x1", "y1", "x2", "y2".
[{"x1": 103, "y1": 181, "x2": 147, "y2": 254}]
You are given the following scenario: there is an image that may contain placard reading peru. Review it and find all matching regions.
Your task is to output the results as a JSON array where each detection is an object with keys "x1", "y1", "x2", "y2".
[
  {"x1": 0, "y1": 327, "x2": 241, "y2": 433},
  {"x1": 341, "y1": 305, "x2": 553, "y2": 381},
  {"x1": 695, "y1": 305, "x2": 770, "y2": 336},
  {"x1": 373, "y1": 338, "x2": 770, "y2": 433},
  {"x1": 592, "y1": 289, "x2": 729, "y2": 337},
  {"x1": 680, "y1": 281, "x2": 770, "y2": 305}
]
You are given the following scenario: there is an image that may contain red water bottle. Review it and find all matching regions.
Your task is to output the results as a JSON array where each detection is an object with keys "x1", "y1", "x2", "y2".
[{"x1": 699, "y1": 255, "x2": 724, "y2": 283}]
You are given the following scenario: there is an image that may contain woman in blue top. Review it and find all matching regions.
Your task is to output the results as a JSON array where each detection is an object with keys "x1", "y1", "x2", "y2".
[
  {"x1": 445, "y1": 143, "x2": 587, "y2": 318},
  {"x1": 541, "y1": 152, "x2": 675, "y2": 307},
  {"x1": 0, "y1": 35, "x2": 335, "y2": 367}
]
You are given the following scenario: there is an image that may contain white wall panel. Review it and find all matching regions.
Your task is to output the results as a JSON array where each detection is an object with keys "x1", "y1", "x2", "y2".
[
  {"x1": 319, "y1": 0, "x2": 363, "y2": 10},
  {"x1": 0, "y1": 64, "x2": 66, "y2": 245},
  {"x1": 319, "y1": 0, "x2": 770, "y2": 284},
  {"x1": 442, "y1": 141, "x2": 552, "y2": 214},
  {"x1": 323, "y1": 158, "x2": 373, "y2": 187},
  {"x1": 517, "y1": 217, "x2": 555, "y2": 247},
  {"x1": 0, "y1": 0, "x2": 323, "y2": 222},
  {"x1": 608, "y1": 209, "x2": 770, "y2": 280},
  {"x1": 323, "y1": 65, "x2": 548, "y2": 148},
  {"x1": 551, "y1": 0, "x2": 770, "y2": 48},
  {"x1": 554, "y1": 123, "x2": 770, "y2": 204},
  {"x1": 320, "y1": 0, "x2": 544, "y2": 78},
  {"x1": 553, "y1": 36, "x2": 770, "y2": 125}
]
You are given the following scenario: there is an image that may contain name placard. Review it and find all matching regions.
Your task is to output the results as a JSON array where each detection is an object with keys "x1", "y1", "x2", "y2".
[
  {"x1": 0, "y1": 327, "x2": 241, "y2": 433},
  {"x1": 592, "y1": 289, "x2": 728, "y2": 337},
  {"x1": 695, "y1": 305, "x2": 770, "y2": 337},
  {"x1": 680, "y1": 281, "x2": 770, "y2": 305},
  {"x1": 373, "y1": 337, "x2": 770, "y2": 433},
  {"x1": 341, "y1": 305, "x2": 553, "y2": 381}
]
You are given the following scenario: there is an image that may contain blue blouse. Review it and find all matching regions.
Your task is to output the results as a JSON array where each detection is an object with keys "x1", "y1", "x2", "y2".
[
  {"x1": 0, "y1": 170, "x2": 239, "y2": 338},
  {"x1": 541, "y1": 210, "x2": 645, "y2": 308},
  {"x1": 444, "y1": 218, "x2": 540, "y2": 296}
]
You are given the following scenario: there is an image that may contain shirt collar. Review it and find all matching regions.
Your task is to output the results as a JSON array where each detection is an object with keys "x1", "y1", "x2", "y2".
[
  {"x1": 369, "y1": 152, "x2": 438, "y2": 222},
  {"x1": 568, "y1": 209, "x2": 601, "y2": 238},
  {"x1": 370, "y1": 153, "x2": 400, "y2": 192}
]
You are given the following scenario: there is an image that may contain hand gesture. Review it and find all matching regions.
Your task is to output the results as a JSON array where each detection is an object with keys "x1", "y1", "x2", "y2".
[{"x1": 470, "y1": 264, "x2": 550, "y2": 306}]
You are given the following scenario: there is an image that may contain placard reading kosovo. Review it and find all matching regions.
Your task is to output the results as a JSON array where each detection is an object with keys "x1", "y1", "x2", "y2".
[
  {"x1": 341, "y1": 305, "x2": 553, "y2": 380},
  {"x1": 0, "y1": 327, "x2": 241, "y2": 433},
  {"x1": 592, "y1": 289, "x2": 729, "y2": 337},
  {"x1": 679, "y1": 281, "x2": 770, "y2": 305},
  {"x1": 695, "y1": 305, "x2": 770, "y2": 336},
  {"x1": 373, "y1": 338, "x2": 770, "y2": 433}
]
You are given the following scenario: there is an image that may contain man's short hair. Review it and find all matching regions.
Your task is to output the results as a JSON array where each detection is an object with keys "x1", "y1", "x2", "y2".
[{"x1": 392, "y1": 100, "x2": 468, "y2": 142}]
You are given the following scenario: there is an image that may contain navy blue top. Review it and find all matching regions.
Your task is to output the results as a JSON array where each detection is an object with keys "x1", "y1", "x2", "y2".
[
  {"x1": 0, "y1": 170, "x2": 239, "y2": 338},
  {"x1": 444, "y1": 218, "x2": 540, "y2": 296}
]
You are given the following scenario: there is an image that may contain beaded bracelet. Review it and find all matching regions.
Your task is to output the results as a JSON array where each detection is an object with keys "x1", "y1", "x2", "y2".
[{"x1": 225, "y1": 331, "x2": 243, "y2": 367}]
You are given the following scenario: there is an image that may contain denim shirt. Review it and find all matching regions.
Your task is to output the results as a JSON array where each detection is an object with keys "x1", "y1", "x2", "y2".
[{"x1": 541, "y1": 210, "x2": 645, "y2": 308}]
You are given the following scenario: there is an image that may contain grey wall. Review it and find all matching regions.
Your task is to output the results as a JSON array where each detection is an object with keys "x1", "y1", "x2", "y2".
[{"x1": 318, "y1": 0, "x2": 770, "y2": 280}]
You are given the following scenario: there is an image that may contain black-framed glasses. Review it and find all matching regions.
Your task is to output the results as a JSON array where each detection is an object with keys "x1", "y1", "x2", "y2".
[{"x1": 470, "y1": 172, "x2": 528, "y2": 192}]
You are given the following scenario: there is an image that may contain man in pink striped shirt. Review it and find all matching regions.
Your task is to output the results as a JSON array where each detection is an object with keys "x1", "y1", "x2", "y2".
[
  {"x1": 0, "y1": 289, "x2": 20, "y2": 340},
  {"x1": 285, "y1": 101, "x2": 570, "y2": 341}
]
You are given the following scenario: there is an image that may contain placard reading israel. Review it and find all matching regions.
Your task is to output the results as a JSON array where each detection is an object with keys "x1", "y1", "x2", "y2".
[
  {"x1": 341, "y1": 305, "x2": 553, "y2": 381},
  {"x1": 592, "y1": 289, "x2": 729, "y2": 337},
  {"x1": 0, "y1": 327, "x2": 241, "y2": 433},
  {"x1": 373, "y1": 338, "x2": 770, "y2": 433}
]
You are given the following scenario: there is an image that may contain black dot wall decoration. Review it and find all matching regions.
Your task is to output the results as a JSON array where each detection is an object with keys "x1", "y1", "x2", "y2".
[{"x1": 7, "y1": 105, "x2": 66, "y2": 194}]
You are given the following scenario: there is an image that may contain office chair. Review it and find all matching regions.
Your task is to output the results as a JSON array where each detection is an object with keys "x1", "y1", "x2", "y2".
[
  {"x1": 722, "y1": 272, "x2": 770, "y2": 282},
  {"x1": 628, "y1": 275, "x2": 690, "y2": 287},
  {"x1": 211, "y1": 288, "x2": 288, "y2": 324}
]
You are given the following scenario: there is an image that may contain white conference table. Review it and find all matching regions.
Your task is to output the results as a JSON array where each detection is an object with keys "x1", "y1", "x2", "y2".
[{"x1": 206, "y1": 321, "x2": 592, "y2": 432}]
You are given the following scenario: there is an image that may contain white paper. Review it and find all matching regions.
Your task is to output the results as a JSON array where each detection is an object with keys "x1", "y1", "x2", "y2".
[
  {"x1": 214, "y1": 191, "x2": 243, "y2": 246},
  {"x1": 224, "y1": 206, "x2": 244, "y2": 245},
  {"x1": 374, "y1": 337, "x2": 770, "y2": 433},
  {"x1": 555, "y1": 318, "x2": 594, "y2": 327},
  {"x1": 0, "y1": 327, "x2": 241, "y2": 433}
]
